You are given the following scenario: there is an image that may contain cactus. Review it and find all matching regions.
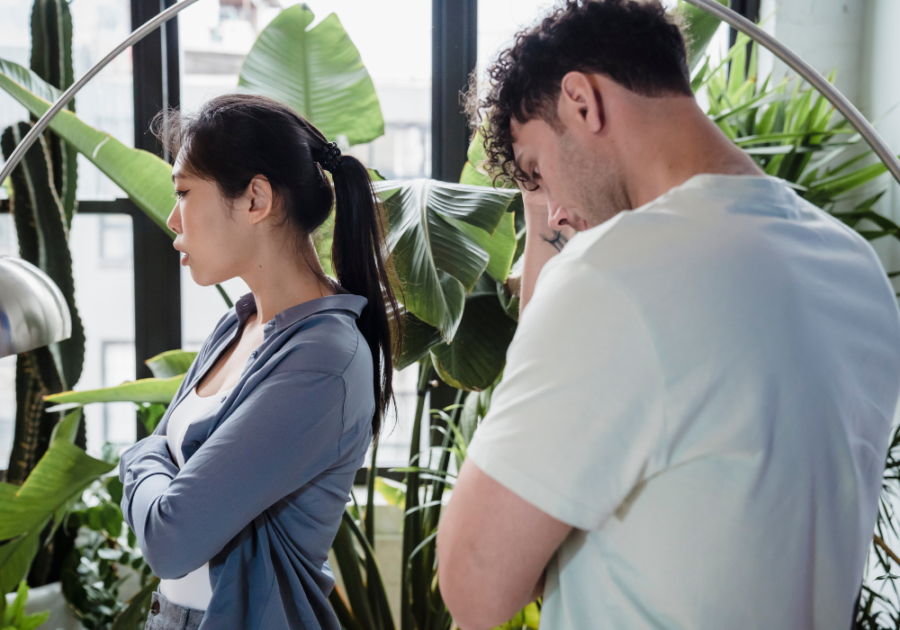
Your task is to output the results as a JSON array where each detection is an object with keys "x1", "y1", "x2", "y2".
[{"x1": 0, "y1": 0, "x2": 84, "y2": 589}]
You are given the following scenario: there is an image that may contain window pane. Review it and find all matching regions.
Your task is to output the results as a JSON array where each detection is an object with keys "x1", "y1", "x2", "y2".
[
  {"x1": 478, "y1": 0, "x2": 555, "y2": 79},
  {"x1": 70, "y1": 213, "x2": 136, "y2": 457}
]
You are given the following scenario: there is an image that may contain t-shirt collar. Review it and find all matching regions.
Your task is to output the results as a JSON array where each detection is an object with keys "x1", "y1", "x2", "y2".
[{"x1": 234, "y1": 290, "x2": 368, "y2": 337}]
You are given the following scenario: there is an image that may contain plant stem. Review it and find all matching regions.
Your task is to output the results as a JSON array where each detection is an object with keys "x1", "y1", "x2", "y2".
[
  {"x1": 215, "y1": 283, "x2": 233, "y2": 308},
  {"x1": 401, "y1": 359, "x2": 432, "y2": 630},
  {"x1": 875, "y1": 534, "x2": 900, "y2": 565}
]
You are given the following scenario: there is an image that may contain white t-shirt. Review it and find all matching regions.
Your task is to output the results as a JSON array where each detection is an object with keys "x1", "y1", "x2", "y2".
[
  {"x1": 159, "y1": 384, "x2": 233, "y2": 611},
  {"x1": 467, "y1": 174, "x2": 900, "y2": 629}
]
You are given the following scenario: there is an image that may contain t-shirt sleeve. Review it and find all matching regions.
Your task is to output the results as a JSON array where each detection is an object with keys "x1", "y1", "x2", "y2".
[{"x1": 466, "y1": 258, "x2": 666, "y2": 531}]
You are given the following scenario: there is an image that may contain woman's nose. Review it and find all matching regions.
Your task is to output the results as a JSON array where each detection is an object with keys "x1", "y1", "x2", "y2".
[{"x1": 166, "y1": 203, "x2": 181, "y2": 235}]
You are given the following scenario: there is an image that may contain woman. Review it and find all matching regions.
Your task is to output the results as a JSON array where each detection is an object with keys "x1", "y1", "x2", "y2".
[{"x1": 118, "y1": 92, "x2": 400, "y2": 630}]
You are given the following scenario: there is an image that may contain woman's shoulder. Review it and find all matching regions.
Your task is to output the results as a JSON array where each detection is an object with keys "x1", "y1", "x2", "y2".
[{"x1": 274, "y1": 307, "x2": 371, "y2": 379}]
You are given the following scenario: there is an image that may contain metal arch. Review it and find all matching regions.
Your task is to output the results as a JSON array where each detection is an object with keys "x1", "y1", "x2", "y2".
[
  {"x1": 682, "y1": 0, "x2": 900, "y2": 187},
  {"x1": 1, "y1": 0, "x2": 898, "y2": 189},
  {"x1": 0, "y1": 0, "x2": 202, "y2": 185}
]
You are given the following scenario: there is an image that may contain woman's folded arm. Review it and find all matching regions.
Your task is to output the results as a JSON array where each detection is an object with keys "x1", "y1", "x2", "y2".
[{"x1": 119, "y1": 370, "x2": 346, "y2": 579}]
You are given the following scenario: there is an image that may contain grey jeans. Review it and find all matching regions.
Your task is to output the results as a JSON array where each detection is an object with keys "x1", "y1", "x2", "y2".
[{"x1": 144, "y1": 590, "x2": 205, "y2": 630}]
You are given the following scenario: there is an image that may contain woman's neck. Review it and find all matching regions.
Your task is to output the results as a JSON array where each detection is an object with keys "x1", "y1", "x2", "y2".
[{"x1": 239, "y1": 238, "x2": 334, "y2": 324}]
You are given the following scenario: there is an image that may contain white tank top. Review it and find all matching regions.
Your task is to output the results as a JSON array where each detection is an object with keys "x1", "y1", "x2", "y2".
[{"x1": 159, "y1": 384, "x2": 234, "y2": 610}]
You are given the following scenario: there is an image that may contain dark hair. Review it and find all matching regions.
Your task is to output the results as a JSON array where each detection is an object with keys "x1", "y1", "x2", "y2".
[
  {"x1": 468, "y1": 0, "x2": 693, "y2": 184},
  {"x1": 151, "y1": 92, "x2": 400, "y2": 439}
]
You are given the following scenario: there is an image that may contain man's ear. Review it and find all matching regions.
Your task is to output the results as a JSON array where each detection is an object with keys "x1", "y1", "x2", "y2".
[
  {"x1": 244, "y1": 175, "x2": 274, "y2": 225},
  {"x1": 559, "y1": 71, "x2": 604, "y2": 134}
]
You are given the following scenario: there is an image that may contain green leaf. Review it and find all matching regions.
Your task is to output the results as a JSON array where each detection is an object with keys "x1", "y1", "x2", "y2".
[
  {"x1": 808, "y1": 160, "x2": 892, "y2": 197},
  {"x1": 110, "y1": 577, "x2": 159, "y2": 630},
  {"x1": 430, "y1": 279, "x2": 518, "y2": 391},
  {"x1": 145, "y1": 350, "x2": 197, "y2": 379},
  {"x1": 49, "y1": 407, "x2": 82, "y2": 445},
  {"x1": 0, "y1": 526, "x2": 46, "y2": 597},
  {"x1": 0, "y1": 439, "x2": 115, "y2": 540},
  {"x1": 396, "y1": 311, "x2": 443, "y2": 371},
  {"x1": 374, "y1": 477, "x2": 406, "y2": 507},
  {"x1": 0, "y1": 58, "x2": 175, "y2": 233},
  {"x1": 376, "y1": 179, "x2": 518, "y2": 341},
  {"x1": 238, "y1": 4, "x2": 383, "y2": 146},
  {"x1": 677, "y1": 0, "x2": 728, "y2": 71},
  {"x1": 449, "y1": 211, "x2": 518, "y2": 283},
  {"x1": 45, "y1": 375, "x2": 183, "y2": 406},
  {"x1": 459, "y1": 160, "x2": 495, "y2": 188}
]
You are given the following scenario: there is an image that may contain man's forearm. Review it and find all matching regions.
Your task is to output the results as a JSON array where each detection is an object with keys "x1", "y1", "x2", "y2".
[{"x1": 519, "y1": 211, "x2": 573, "y2": 315}]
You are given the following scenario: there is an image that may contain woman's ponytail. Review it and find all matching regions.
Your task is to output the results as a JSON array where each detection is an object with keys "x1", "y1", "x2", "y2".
[{"x1": 325, "y1": 147, "x2": 401, "y2": 440}]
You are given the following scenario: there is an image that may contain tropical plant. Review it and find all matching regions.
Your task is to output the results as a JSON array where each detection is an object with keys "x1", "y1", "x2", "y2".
[
  {"x1": 0, "y1": 581, "x2": 49, "y2": 630},
  {"x1": 60, "y1": 471, "x2": 158, "y2": 630},
  {"x1": 0, "y1": 0, "x2": 85, "y2": 595}
]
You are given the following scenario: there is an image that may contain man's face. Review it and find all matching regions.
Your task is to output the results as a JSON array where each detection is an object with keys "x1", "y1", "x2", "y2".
[{"x1": 511, "y1": 113, "x2": 627, "y2": 232}]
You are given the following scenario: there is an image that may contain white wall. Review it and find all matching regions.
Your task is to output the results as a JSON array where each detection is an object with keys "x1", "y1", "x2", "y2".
[{"x1": 759, "y1": 0, "x2": 900, "y2": 273}]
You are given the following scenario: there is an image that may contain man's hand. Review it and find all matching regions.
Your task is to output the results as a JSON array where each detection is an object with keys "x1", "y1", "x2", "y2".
[{"x1": 517, "y1": 185, "x2": 577, "y2": 315}]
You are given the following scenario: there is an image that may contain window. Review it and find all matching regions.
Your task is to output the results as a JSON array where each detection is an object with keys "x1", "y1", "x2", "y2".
[
  {"x1": 97, "y1": 340, "x2": 136, "y2": 450},
  {"x1": 99, "y1": 215, "x2": 134, "y2": 263},
  {"x1": 70, "y1": 213, "x2": 136, "y2": 457}
]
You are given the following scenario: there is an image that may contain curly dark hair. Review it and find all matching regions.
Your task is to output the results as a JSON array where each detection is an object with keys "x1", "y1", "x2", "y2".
[{"x1": 467, "y1": 0, "x2": 693, "y2": 185}]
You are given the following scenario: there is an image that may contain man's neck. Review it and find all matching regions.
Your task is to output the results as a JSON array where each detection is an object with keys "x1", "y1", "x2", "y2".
[{"x1": 620, "y1": 101, "x2": 765, "y2": 210}]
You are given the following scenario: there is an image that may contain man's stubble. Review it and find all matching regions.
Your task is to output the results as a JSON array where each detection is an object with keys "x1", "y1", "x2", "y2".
[{"x1": 557, "y1": 128, "x2": 630, "y2": 228}]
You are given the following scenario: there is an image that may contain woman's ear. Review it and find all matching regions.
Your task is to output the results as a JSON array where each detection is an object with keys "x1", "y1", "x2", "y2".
[{"x1": 245, "y1": 175, "x2": 274, "y2": 225}]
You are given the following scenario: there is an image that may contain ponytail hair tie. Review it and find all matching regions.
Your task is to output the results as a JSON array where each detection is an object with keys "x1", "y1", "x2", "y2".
[{"x1": 315, "y1": 141, "x2": 343, "y2": 173}]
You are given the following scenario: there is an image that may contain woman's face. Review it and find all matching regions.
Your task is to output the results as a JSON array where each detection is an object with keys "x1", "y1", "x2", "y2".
[{"x1": 167, "y1": 151, "x2": 251, "y2": 286}]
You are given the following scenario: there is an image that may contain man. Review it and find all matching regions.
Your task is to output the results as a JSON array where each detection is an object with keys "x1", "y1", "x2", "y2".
[{"x1": 437, "y1": 1, "x2": 900, "y2": 629}]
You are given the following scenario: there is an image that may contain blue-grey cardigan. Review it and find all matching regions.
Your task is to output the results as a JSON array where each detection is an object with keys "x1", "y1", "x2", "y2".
[{"x1": 119, "y1": 291, "x2": 374, "y2": 630}]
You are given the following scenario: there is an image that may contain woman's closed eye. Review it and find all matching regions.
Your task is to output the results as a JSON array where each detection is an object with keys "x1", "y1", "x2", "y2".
[{"x1": 174, "y1": 189, "x2": 188, "y2": 199}]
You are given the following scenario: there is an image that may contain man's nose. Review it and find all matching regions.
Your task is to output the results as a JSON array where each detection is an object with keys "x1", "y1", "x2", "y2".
[{"x1": 548, "y1": 203, "x2": 570, "y2": 231}]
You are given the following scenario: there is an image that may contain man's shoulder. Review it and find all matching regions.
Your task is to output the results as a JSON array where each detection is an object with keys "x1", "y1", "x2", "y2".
[{"x1": 551, "y1": 175, "x2": 875, "y2": 279}]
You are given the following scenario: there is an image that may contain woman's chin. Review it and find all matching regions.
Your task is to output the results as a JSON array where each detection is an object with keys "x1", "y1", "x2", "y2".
[{"x1": 189, "y1": 267, "x2": 233, "y2": 288}]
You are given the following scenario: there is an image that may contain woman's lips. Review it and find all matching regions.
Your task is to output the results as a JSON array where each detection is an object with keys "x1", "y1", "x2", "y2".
[{"x1": 180, "y1": 252, "x2": 190, "y2": 266}]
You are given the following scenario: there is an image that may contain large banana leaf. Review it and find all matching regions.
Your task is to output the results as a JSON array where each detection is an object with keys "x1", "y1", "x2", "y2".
[
  {"x1": 45, "y1": 375, "x2": 183, "y2": 407},
  {"x1": 145, "y1": 350, "x2": 197, "y2": 379},
  {"x1": 0, "y1": 58, "x2": 174, "y2": 232},
  {"x1": 430, "y1": 276, "x2": 517, "y2": 392},
  {"x1": 238, "y1": 4, "x2": 383, "y2": 146},
  {"x1": 0, "y1": 413, "x2": 115, "y2": 541},
  {"x1": 396, "y1": 311, "x2": 444, "y2": 371},
  {"x1": 375, "y1": 179, "x2": 519, "y2": 341}
]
